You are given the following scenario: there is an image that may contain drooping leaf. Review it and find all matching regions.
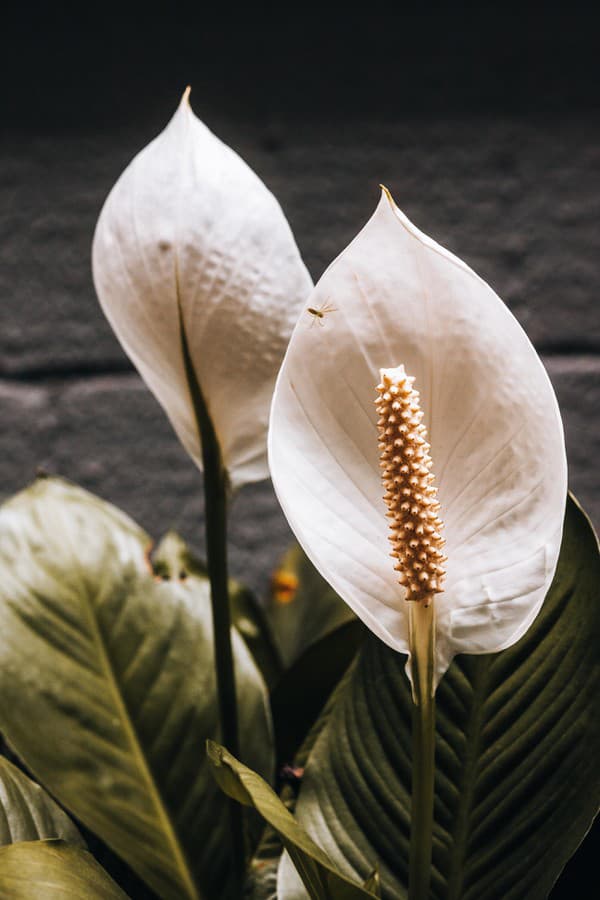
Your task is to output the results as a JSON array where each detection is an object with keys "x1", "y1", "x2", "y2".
[
  {"x1": 279, "y1": 496, "x2": 600, "y2": 899},
  {"x1": 208, "y1": 742, "x2": 378, "y2": 900},
  {"x1": 0, "y1": 840, "x2": 129, "y2": 898},
  {"x1": 0, "y1": 756, "x2": 84, "y2": 847},
  {"x1": 0, "y1": 477, "x2": 273, "y2": 900},
  {"x1": 266, "y1": 545, "x2": 356, "y2": 670}
]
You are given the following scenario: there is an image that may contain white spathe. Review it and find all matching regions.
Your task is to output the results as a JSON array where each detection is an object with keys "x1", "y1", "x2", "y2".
[
  {"x1": 93, "y1": 90, "x2": 312, "y2": 489},
  {"x1": 269, "y1": 188, "x2": 567, "y2": 688}
]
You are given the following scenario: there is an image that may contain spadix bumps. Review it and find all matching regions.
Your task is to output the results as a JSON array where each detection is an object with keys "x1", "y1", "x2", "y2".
[
  {"x1": 269, "y1": 188, "x2": 567, "y2": 689},
  {"x1": 376, "y1": 366, "x2": 446, "y2": 605}
]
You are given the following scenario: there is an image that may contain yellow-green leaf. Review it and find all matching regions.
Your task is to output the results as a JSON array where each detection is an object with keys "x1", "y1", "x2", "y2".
[
  {"x1": 208, "y1": 741, "x2": 378, "y2": 900},
  {"x1": 0, "y1": 840, "x2": 129, "y2": 898}
]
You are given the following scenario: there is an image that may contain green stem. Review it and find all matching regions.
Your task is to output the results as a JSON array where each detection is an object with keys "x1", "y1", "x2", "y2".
[
  {"x1": 178, "y1": 301, "x2": 244, "y2": 898},
  {"x1": 408, "y1": 602, "x2": 436, "y2": 900},
  {"x1": 201, "y1": 421, "x2": 245, "y2": 897}
]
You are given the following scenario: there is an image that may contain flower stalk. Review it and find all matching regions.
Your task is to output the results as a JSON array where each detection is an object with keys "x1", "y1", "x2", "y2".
[
  {"x1": 408, "y1": 602, "x2": 435, "y2": 900},
  {"x1": 178, "y1": 298, "x2": 244, "y2": 897}
]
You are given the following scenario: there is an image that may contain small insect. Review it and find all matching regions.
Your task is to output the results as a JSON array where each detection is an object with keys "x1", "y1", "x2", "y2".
[
  {"x1": 279, "y1": 764, "x2": 305, "y2": 786},
  {"x1": 307, "y1": 300, "x2": 337, "y2": 327}
]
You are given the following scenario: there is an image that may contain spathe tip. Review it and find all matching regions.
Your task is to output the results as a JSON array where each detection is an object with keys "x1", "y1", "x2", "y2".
[
  {"x1": 379, "y1": 183, "x2": 396, "y2": 209},
  {"x1": 180, "y1": 85, "x2": 192, "y2": 108}
]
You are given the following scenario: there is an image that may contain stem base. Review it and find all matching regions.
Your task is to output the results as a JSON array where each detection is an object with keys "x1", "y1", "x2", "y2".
[{"x1": 408, "y1": 602, "x2": 435, "y2": 900}]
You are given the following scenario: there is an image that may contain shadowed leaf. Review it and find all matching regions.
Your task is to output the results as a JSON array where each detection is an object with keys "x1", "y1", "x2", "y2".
[{"x1": 279, "y1": 496, "x2": 600, "y2": 899}]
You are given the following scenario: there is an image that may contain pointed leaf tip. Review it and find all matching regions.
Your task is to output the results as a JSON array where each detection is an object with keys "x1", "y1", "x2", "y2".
[
  {"x1": 181, "y1": 85, "x2": 192, "y2": 107},
  {"x1": 378, "y1": 183, "x2": 395, "y2": 208},
  {"x1": 205, "y1": 739, "x2": 221, "y2": 766}
]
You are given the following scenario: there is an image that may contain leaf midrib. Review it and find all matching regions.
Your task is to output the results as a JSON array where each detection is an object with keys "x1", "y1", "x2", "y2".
[
  {"x1": 80, "y1": 574, "x2": 202, "y2": 900},
  {"x1": 445, "y1": 658, "x2": 492, "y2": 900}
]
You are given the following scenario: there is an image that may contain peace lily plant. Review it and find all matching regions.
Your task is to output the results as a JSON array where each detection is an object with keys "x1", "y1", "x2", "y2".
[{"x1": 0, "y1": 92, "x2": 597, "y2": 900}]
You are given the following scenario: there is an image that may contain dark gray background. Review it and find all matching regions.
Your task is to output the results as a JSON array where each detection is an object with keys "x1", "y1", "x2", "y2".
[{"x1": 1, "y1": 5, "x2": 598, "y2": 894}]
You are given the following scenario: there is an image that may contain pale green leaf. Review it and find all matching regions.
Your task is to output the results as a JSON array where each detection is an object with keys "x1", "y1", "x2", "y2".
[
  {"x1": 0, "y1": 477, "x2": 274, "y2": 900},
  {"x1": 153, "y1": 530, "x2": 282, "y2": 688},
  {"x1": 247, "y1": 668, "x2": 357, "y2": 900}
]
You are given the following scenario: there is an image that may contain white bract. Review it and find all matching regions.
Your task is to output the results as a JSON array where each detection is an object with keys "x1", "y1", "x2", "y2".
[
  {"x1": 269, "y1": 188, "x2": 567, "y2": 688},
  {"x1": 93, "y1": 89, "x2": 312, "y2": 489}
]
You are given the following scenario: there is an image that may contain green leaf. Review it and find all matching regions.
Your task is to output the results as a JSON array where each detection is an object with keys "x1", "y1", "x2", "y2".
[
  {"x1": 266, "y1": 545, "x2": 356, "y2": 670},
  {"x1": 0, "y1": 477, "x2": 274, "y2": 900},
  {"x1": 0, "y1": 840, "x2": 129, "y2": 898},
  {"x1": 207, "y1": 741, "x2": 378, "y2": 900},
  {"x1": 0, "y1": 756, "x2": 84, "y2": 847},
  {"x1": 279, "y1": 496, "x2": 600, "y2": 899}
]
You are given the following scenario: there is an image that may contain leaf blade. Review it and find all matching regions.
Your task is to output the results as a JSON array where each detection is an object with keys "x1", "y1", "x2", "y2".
[
  {"x1": 0, "y1": 477, "x2": 274, "y2": 900},
  {"x1": 208, "y1": 742, "x2": 378, "y2": 900},
  {"x1": 0, "y1": 840, "x2": 130, "y2": 899}
]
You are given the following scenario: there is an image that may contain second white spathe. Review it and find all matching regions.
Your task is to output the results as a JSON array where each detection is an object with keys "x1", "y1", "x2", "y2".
[{"x1": 93, "y1": 89, "x2": 312, "y2": 489}]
